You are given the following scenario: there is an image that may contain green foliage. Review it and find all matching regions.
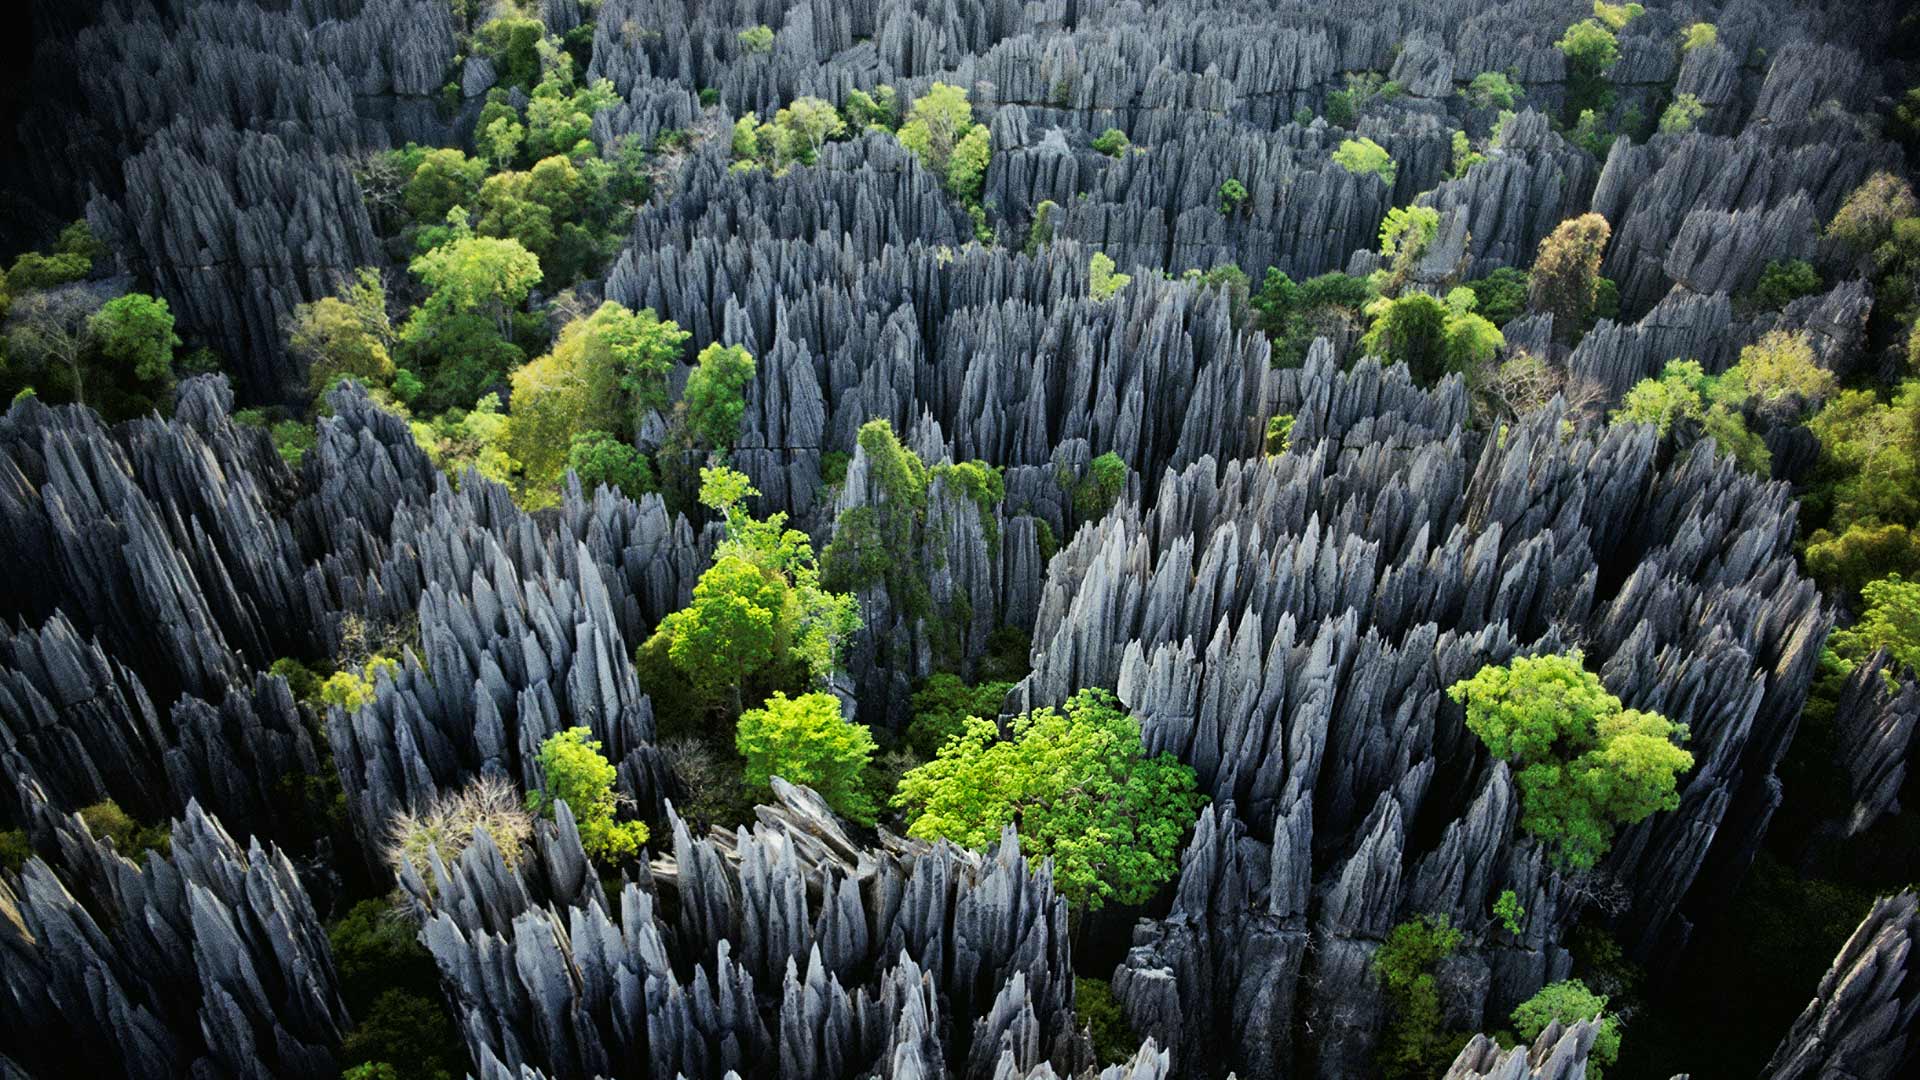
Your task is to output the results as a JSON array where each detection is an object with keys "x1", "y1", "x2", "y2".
[
  {"x1": 5, "y1": 247, "x2": 90, "y2": 291},
  {"x1": 477, "y1": 16, "x2": 544, "y2": 89},
  {"x1": 1026, "y1": 199, "x2": 1058, "y2": 254},
  {"x1": 1513, "y1": 980, "x2": 1621, "y2": 1078},
  {"x1": 319, "y1": 657, "x2": 399, "y2": 712},
  {"x1": 269, "y1": 657, "x2": 323, "y2": 702},
  {"x1": 893, "y1": 687, "x2": 1206, "y2": 910},
  {"x1": 0, "y1": 828, "x2": 28, "y2": 873},
  {"x1": 1463, "y1": 71, "x2": 1520, "y2": 110},
  {"x1": 1568, "y1": 108, "x2": 1617, "y2": 158},
  {"x1": 653, "y1": 467, "x2": 859, "y2": 700},
  {"x1": 528, "y1": 727, "x2": 650, "y2": 862},
  {"x1": 1494, "y1": 889, "x2": 1526, "y2": 935},
  {"x1": 736, "y1": 691, "x2": 878, "y2": 822},
  {"x1": 1591, "y1": 1, "x2": 1644, "y2": 31},
  {"x1": 507, "y1": 301, "x2": 687, "y2": 501},
  {"x1": 1614, "y1": 334, "x2": 1827, "y2": 475},
  {"x1": 1751, "y1": 258, "x2": 1822, "y2": 310},
  {"x1": 1448, "y1": 653, "x2": 1693, "y2": 869},
  {"x1": 682, "y1": 342, "x2": 757, "y2": 449},
  {"x1": 1449, "y1": 130, "x2": 1486, "y2": 179},
  {"x1": 1089, "y1": 252, "x2": 1131, "y2": 302},
  {"x1": 1362, "y1": 291, "x2": 1503, "y2": 385},
  {"x1": 1251, "y1": 269, "x2": 1375, "y2": 366},
  {"x1": 1529, "y1": 213, "x2": 1611, "y2": 339},
  {"x1": 1266, "y1": 413, "x2": 1296, "y2": 455},
  {"x1": 1373, "y1": 914, "x2": 1468, "y2": 1079},
  {"x1": 271, "y1": 420, "x2": 319, "y2": 467},
  {"x1": 1826, "y1": 172, "x2": 1917, "y2": 254},
  {"x1": 1465, "y1": 267, "x2": 1530, "y2": 326},
  {"x1": 1379, "y1": 205, "x2": 1439, "y2": 260},
  {"x1": 402, "y1": 148, "x2": 486, "y2": 224},
  {"x1": 1557, "y1": 19, "x2": 1621, "y2": 121},
  {"x1": 1360, "y1": 292, "x2": 1449, "y2": 377},
  {"x1": 568, "y1": 431, "x2": 656, "y2": 498},
  {"x1": 89, "y1": 293, "x2": 180, "y2": 387},
  {"x1": 1091, "y1": 128, "x2": 1129, "y2": 156},
  {"x1": 1658, "y1": 92, "x2": 1706, "y2": 134},
  {"x1": 329, "y1": 899, "x2": 462, "y2": 1080},
  {"x1": 343, "y1": 1065, "x2": 401, "y2": 1080},
  {"x1": 907, "y1": 673, "x2": 1013, "y2": 758},
  {"x1": 1681, "y1": 22, "x2": 1718, "y2": 51},
  {"x1": 78, "y1": 800, "x2": 171, "y2": 861},
  {"x1": 1074, "y1": 451, "x2": 1130, "y2": 516},
  {"x1": 844, "y1": 85, "x2": 900, "y2": 130},
  {"x1": 1332, "y1": 137, "x2": 1396, "y2": 185},
  {"x1": 1324, "y1": 71, "x2": 1402, "y2": 127},
  {"x1": 1075, "y1": 977, "x2": 1143, "y2": 1066},
  {"x1": 339, "y1": 989, "x2": 464, "y2": 1080},
  {"x1": 412, "y1": 393, "x2": 518, "y2": 486},
  {"x1": 1217, "y1": 177, "x2": 1249, "y2": 215},
  {"x1": 737, "y1": 24, "x2": 775, "y2": 53},
  {"x1": 290, "y1": 269, "x2": 394, "y2": 398},
  {"x1": 897, "y1": 83, "x2": 991, "y2": 205},
  {"x1": 1826, "y1": 574, "x2": 1920, "y2": 678}
]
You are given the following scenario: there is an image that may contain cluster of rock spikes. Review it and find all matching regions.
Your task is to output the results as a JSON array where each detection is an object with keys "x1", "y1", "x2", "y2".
[{"x1": 2, "y1": 0, "x2": 1920, "y2": 1078}]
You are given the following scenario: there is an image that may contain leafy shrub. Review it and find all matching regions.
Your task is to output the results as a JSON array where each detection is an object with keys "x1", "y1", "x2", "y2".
[
  {"x1": 907, "y1": 673, "x2": 1013, "y2": 758},
  {"x1": 893, "y1": 688, "x2": 1206, "y2": 909},
  {"x1": 1332, "y1": 137, "x2": 1396, "y2": 185},
  {"x1": 1529, "y1": 213, "x2": 1611, "y2": 339},
  {"x1": 1374, "y1": 914, "x2": 1468, "y2": 1078},
  {"x1": 1218, "y1": 177, "x2": 1249, "y2": 215},
  {"x1": 1658, "y1": 92, "x2": 1706, "y2": 134},
  {"x1": 737, "y1": 25, "x2": 775, "y2": 53},
  {"x1": 78, "y1": 800, "x2": 171, "y2": 861},
  {"x1": 1448, "y1": 653, "x2": 1693, "y2": 869},
  {"x1": 1751, "y1": 259, "x2": 1822, "y2": 310},
  {"x1": 1266, "y1": 413, "x2": 1296, "y2": 455},
  {"x1": 567, "y1": 431, "x2": 656, "y2": 498},
  {"x1": 528, "y1": 727, "x2": 650, "y2": 863},
  {"x1": 1680, "y1": 22, "x2": 1717, "y2": 51},
  {"x1": 1512, "y1": 980, "x2": 1621, "y2": 1078},
  {"x1": 1252, "y1": 269, "x2": 1376, "y2": 366},
  {"x1": 1463, "y1": 71, "x2": 1520, "y2": 110},
  {"x1": 736, "y1": 691, "x2": 878, "y2": 823},
  {"x1": 1464, "y1": 267, "x2": 1529, "y2": 326},
  {"x1": 1074, "y1": 451, "x2": 1130, "y2": 515},
  {"x1": 1557, "y1": 19, "x2": 1620, "y2": 120},
  {"x1": 1091, "y1": 128, "x2": 1129, "y2": 156},
  {"x1": 682, "y1": 342, "x2": 757, "y2": 449},
  {"x1": 1826, "y1": 574, "x2": 1920, "y2": 678},
  {"x1": 1494, "y1": 889, "x2": 1526, "y2": 935},
  {"x1": 1076, "y1": 977, "x2": 1144, "y2": 1065},
  {"x1": 1089, "y1": 252, "x2": 1131, "y2": 301}
]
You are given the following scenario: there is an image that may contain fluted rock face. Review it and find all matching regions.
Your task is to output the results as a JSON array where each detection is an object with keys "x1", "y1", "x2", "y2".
[
  {"x1": 0, "y1": 379, "x2": 320, "y2": 700},
  {"x1": 0, "y1": 792, "x2": 348, "y2": 1080},
  {"x1": 1761, "y1": 890, "x2": 1920, "y2": 1079},
  {"x1": 1068, "y1": 387, "x2": 1826, "y2": 1076},
  {"x1": 415, "y1": 780, "x2": 1084, "y2": 1080},
  {"x1": 1442, "y1": 1017, "x2": 1615, "y2": 1080}
]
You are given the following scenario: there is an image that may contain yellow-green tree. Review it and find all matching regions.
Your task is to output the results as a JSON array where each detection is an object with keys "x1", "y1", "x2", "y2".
[
  {"x1": 735, "y1": 691, "x2": 877, "y2": 823},
  {"x1": 527, "y1": 727, "x2": 649, "y2": 863}
]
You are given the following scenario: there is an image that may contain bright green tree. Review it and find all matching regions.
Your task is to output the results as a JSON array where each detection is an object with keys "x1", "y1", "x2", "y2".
[
  {"x1": 88, "y1": 293, "x2": 179, "y2": 387},
  {"x1": 527, "y1": 727, "x2": 650, "y2": 862},
  {"x1": 1463, "y1": 72, "x2": 1520, "y2": 110},
  {"x1": 1557, "y1": 19, "x2": 1620, "y2": 120},
  {"x1": 1448, "y1": 653, "x2": 1693, "y2": 869},
  {"x1": 1680, "y1": 22, "x2": 1717, "y2": 51},
  {"x1": 402, "y1": 148, "x2": 486, "y2": 224},
  {"x1": 1089, "y1": 251, "x2": 1131, "y2": 301},
  {"x1": 892, "y1": 688, "x2": 1205, "y2": 910},
  {"x1": 736, "y1": 691, "x2": 877, "y2": 823},
  {"x1": 1333, "y1": 137, "x2": 1396, "y2": 184},
  {"x1": 682, "y1": 342, "x2": 756, "y2": 449},
  {"x1": 1659, "y1": 93, "x2": 1707, "y2": 134},
  {"x1": 289, "y1": 269, "x2": 394, "y2": 397},
  {"x1": 1512, "y1": 979, "x2": 1622, "y2": 1078},
  {"x1": 1826, "y1": 574, "x2": 1920, "y2": 678},
  {"x1": 568, "y1": 431, "x2": 656, "y2": 498},
  {"x1": 1373, "y1": 914, "x2": 1467, "y2": 1079},
  {"x1": 1074, "y1": 451, "x2": 1130, "y2": 516},
  {"x1": 1218, "y1": 178, "x2": 1249, "y2": 215},
  {"x1": 1092, "y1": 128, "x2": 1128, "y2": 156}
]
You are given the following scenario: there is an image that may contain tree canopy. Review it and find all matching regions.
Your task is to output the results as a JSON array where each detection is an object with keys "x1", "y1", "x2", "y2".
[
  {"x1": 892, "y1": 687, "x2": 1206, "y2": 909},
  {"x1": 1448, "y1": 653, "x2": 1693, "y2": 869},
  {"x1": 527, "y1": 727, "x2": 649, "y2": 863},
  {"x1": 735, "y1": 691, "x2": 878, "y2": 823}
]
